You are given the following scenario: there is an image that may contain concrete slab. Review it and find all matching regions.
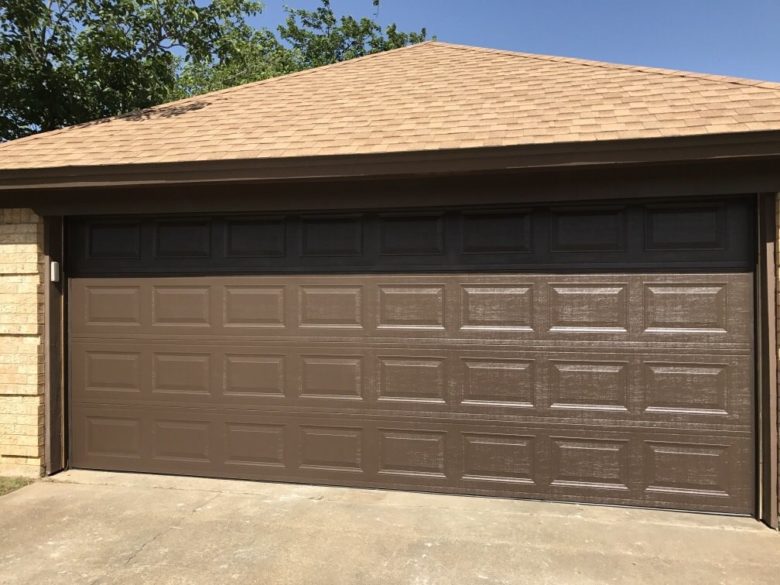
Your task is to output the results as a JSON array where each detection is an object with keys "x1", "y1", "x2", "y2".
[{"x1": 0, "y1": 470, "x2": 777, "y2": 585}]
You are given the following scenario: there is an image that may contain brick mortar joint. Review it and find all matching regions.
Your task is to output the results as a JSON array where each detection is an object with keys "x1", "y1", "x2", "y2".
[{"x1": 0, "y1": 207, "x2": 45, "y2": 474}]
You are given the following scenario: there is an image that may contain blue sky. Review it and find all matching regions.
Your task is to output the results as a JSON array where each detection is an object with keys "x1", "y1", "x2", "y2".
[{"x1": 253, "y1": 0, "x2": 780, "y2": 82}]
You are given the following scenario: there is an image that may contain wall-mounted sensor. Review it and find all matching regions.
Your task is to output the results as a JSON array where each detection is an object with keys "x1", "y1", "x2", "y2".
[{"x1": 50, "y1": 261, "x2": 60, "y2": 283}]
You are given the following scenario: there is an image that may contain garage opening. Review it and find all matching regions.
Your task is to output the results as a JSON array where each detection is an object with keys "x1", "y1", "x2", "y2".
[{"x1": 65, "y1": 197, "x2": 756, "y2": 513}]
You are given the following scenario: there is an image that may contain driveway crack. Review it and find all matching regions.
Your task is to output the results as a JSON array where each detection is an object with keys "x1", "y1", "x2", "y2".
[{"x1": 123, "y1": 492, "x2": 221, "y2": 566}]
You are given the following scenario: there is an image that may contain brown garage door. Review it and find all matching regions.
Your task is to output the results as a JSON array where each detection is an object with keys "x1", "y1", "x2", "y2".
[{"x1": 67, "y1": 198, "x2": 756, "y2": 513}]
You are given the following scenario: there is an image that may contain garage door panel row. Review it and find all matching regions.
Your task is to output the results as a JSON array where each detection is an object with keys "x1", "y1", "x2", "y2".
[
  {"x1": 68, "y1": 199, "x2": 754, "y2": 276},
  {"x1": 71, "y1": 405, "x2": 753, "y2": 513},
  {"x1": 70, "y1": 273, "x2": 753, "y2": 344},
  {"x1": 71, "y1": 343, "x2": 752, "y2": 427}
]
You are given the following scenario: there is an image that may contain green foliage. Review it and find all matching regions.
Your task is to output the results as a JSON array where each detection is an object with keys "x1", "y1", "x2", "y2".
[
  {"x1": 172, "y1": 28, "x2": 296, "y2": 98},
  {"x1": 0, "y1": 1, "x2": 428, "y2": 141},
  {"x1": 172, "y1": 0, "x2": 427, "y2": 100},
  {"x1": 279, "y1": 0, "x2": 427, "y2": 69}
]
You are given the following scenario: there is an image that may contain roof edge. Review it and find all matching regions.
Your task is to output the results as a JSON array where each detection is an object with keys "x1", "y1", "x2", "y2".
[
  {"x1": 429, "y1": 41, "x2": 780, "y2": 90},
  {"x1": 2, "y1": 130, "x2": 780, "y2": 192}
]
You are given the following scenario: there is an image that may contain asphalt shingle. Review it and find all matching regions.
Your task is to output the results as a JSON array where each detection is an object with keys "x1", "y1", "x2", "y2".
[{"x1": 2, "y1": 41, "x2": 780, "y2": 170}]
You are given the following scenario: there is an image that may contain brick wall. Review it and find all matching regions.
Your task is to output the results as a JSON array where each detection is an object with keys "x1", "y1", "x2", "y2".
[{"x1": 0, "y1": 209, "x2": 44, "y2": 477}]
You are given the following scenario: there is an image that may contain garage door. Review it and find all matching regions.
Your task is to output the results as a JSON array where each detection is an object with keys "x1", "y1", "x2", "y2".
[{"x1": 67, "y1": 198, "x2": 755, "y2": 513}]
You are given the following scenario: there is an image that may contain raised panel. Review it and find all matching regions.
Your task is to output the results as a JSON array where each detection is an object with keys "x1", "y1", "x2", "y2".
[
  {"x1": 551, "y1": 438, "x2": 629, "y2": 490},
  {"x1": 224, "y1": 286, "x2": 285, "y2": 328},
  {"x1": 644, "y1": 442, "x2": 730, "y2": 497},
  {"x1": 461, "y1": 285, "x2": 532, "y2": 331},
  {"x1": 645, "y1": 205, "x2": 724, "y2": 251},
  {"x1": 462, "y1": 359, "x2": 534, "y2": 407},
  {"x1": 549, "y1": 284, "x2": 628, "y2": 332},
  {"x1": 70, "y1": 200, "x2": 755, "y2": 278},
  {"x1": 462, "y1": 434, "x2": 535, "y2": 484},
  {"x1": 226, "y1": 218, "x2": 285, "y2": 257},
  {"x1": 154, "y1": 421, "x2": 210, "y2": 462},
  {"x1": 155, "y1": 221, "x2": 210, "y2": 258},
  {"x1": 378, "y1": 285, "x2": 445, "y2": 329},
  {"x1": 86, "y1": 417, "x2": 141, "y2": 458},
  {"x1": 378, "y1": 358, "x2": 446, "y2": 403},
  {"x1": 85, "y1": 286, "x2": 141, "y2": 326},
  {"x1": 550, "y1": 361, "x2": 628, "y2": 411},
  {"x1": 225, "y1": 423, "x2": 285, "y2": 467},
  {"x1": 67, "y1": 209, "x2": 755, "y2": 515},
  {"x1": 300, "y1": 427, "x2": 362, "y2": 471},
  {"x1": 379, "y1": 214, "x2": 444, "y2": 255},
  {"x1": 85, "y1": 352, "x2": 141, "y2": 392},
  {"x1": 551, "y1": 208, "x2": 625, "y2": 252},
  {"x1": 299, "y1": 286, "x2": 362, "y2": 328},
  {"x1": 379, "y1": 431, "x2": 446, "y2": 477},
  {"x1": 300, "y1": 356, "x2": 362, "y2": 399},
  {"x1": 461, "y1": 211, "x2": 531, "y2": 253},
  {"x1": 87, "y1": 222, "x2": 141, "y2": 259},
  {"x1": 153, "y1": 353, "x2": 211, "y2": 395},
  {"x1": 301, "y1": 216, "x2": 362, "y2": 256},
  {"x1": 153, "y1": 286, "x2": 210, "y2": 326},
  {"x1": 644, "y1": 363, "x2": 728, "y2": 415},
  {"x1": 224, "y1": 355, "x2": 285, "y2": 397},
  {"x1": 644, "y1": 284, "x2": 727, "y2": 332}
]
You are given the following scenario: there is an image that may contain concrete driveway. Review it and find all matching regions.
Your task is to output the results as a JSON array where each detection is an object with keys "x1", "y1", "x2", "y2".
[{"x1": 0, "y1": 471, "x2": 777, "y2": 585}]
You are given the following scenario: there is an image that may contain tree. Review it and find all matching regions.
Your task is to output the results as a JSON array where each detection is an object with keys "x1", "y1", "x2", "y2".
[
  {"x1": 0, "y1": 0, "x2": 268, "y2": 141},
  {"x1": 172, "y1": 28, "x2": 296, "y2": 99},
  {"x1": 1, "y1": 1, "x2": 428, "y2": 141},
  {"x1": 173, "y1": 0, "x2": 427, "y2": 99},
  {"x1": 279, "y1": 0, "x2": 427, "y2": 69}
]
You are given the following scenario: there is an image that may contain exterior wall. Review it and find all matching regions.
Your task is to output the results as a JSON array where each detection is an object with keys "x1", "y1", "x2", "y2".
[{"x1": 0, "y1": 209, "x2": 44, "y2": 477}]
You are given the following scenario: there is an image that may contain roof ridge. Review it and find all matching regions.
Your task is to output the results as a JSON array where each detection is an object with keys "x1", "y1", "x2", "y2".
[
  {"x1": 427, "y1": 41, "x2": 780, "y2": 91},
  {"x1": 0, "y1": 41, "x2": 435, "y2": 150}
]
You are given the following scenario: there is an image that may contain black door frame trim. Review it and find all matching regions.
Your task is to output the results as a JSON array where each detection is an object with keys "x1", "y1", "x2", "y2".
[
  {"x1": 757, "y1": 193, "x2": 779, "y2": 528},
  {"x1": 43, "y1": 216, "x2": 65, "y2": 474}
]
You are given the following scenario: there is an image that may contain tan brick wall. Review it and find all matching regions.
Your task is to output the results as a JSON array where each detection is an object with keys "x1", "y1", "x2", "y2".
[{"x1": 0, "y1": 209, "x2": 44, "y2": 477}]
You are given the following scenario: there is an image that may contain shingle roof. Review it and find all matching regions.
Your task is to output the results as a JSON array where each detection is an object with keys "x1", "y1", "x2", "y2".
[{"x1": 2, "y1": 41, "x2": 780, "y2": 170}]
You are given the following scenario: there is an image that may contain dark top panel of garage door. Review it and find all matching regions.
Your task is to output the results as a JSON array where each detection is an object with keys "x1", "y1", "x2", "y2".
[{"x1": 67, "y1": 197, "x2": 754, "y2": 276}]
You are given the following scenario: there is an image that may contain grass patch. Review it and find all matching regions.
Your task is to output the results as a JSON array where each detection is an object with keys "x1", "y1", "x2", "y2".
[{"x1": 0, "y1": 476, "x2": 33, "y2": 496}]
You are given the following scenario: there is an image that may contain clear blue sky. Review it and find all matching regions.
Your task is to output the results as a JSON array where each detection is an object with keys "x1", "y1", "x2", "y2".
[{"x1": 253, "y1": 0, "x2": 780, "y2": 82}]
